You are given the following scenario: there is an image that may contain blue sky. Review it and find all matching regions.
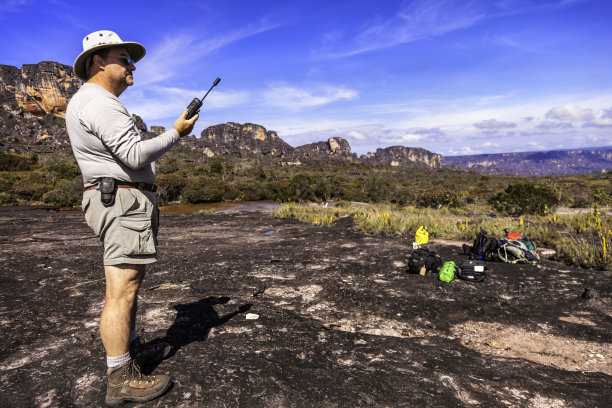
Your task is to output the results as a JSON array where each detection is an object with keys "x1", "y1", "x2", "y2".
[{"x1": 1, "y1": 0, "x2": 611, "y2": 156}]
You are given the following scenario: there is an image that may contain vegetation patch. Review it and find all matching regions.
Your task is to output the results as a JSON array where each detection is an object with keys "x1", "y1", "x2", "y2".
[{"x1": 272, "y1": 202, "x2": 611, "y2": 271}]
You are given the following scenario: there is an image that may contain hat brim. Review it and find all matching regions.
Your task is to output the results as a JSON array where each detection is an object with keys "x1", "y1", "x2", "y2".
[{"x1": 73, "y1": 41, "x2": 146, "y2": 81}]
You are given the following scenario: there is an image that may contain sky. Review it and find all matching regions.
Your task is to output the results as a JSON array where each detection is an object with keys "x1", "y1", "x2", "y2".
[{"x1": 1, "y1": 0, "x2": 611, "y2": 156}]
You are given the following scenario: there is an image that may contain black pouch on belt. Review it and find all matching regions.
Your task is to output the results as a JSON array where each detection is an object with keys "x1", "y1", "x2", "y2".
[{"x1": 99, "y1": 177, "x2": 117, "y2": 207}]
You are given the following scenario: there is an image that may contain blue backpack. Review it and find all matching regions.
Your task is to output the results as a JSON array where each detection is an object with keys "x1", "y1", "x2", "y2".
[{"x1": 496, "y1": 238, "x2": 539, "y2": 264}]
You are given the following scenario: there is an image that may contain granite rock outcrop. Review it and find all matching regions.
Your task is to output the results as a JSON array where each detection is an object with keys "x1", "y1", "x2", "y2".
[{"x1": 362, "y1": 145, "x2": 443, "y2": 168}]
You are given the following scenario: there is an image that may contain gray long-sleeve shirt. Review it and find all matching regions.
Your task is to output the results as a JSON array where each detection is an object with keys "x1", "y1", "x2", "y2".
[{"x1": 66, "y1": 83, "x2": 180, "y2": 187}]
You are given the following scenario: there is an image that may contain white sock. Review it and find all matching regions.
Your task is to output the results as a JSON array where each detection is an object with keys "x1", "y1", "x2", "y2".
[
  {"x1": 107, "y1": 352, "x2": 131, "y2": 369},
  {"x1": 129, "y1": 330, "x2": 138, "y2": 343}
]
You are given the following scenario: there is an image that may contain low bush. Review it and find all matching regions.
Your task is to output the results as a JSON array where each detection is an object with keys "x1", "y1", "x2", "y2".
[
  {"x1": 489, "y1": 181, "x2": 559, "y2": 215},
  {"x1": 157, "y1": 173, "x2": 187, "y2": 204},
  {"x1": 0, "y1": 153, "x2": 37, "y2": 171},
  {"x1": 416, "y1": 188, "x2": 461, "y2": 208},
  {"x1": 182, "y1": 176, "x2": 226, "y2": 203},
  {"x1": 42, "y1": 178, "x2": 82, "y2": 207}
]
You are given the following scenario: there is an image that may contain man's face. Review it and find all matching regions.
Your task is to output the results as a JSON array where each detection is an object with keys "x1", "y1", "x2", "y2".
[{"x1": 103, "y1": 47, "x2": 136, "y2": 88}]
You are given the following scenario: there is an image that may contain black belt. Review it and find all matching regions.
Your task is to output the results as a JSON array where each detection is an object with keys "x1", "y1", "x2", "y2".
[{"x1": 86, "y1": 181, "x2": 157, "y2": 192}]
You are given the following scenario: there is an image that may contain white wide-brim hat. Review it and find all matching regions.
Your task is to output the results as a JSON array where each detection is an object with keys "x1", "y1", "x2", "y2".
[{"x1": 73, "y1": 30, "x2": 146, "y2": 81}]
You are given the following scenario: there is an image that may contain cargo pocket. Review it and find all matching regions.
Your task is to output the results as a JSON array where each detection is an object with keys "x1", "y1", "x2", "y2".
[{"x1": 118, "y1": 216, "x2": 156, "y2": 255}]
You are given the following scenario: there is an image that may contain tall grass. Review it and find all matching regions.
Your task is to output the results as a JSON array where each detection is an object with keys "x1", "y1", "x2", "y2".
[{"x1": 272, "y1": 202, "x2": 611, "y2": 271}]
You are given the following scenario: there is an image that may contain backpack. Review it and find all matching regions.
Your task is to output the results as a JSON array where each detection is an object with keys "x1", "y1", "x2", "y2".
[
  {"x1": 464, "y1": 230, "x2": 498, "y2": 261},
  {"x1": 407, "y1": 248, "x2": 442, "y2": 275},
  {"x1": 496, "y1": 238, "x2": 540, "y2": 264},
  {"x1": 456, "y1": 259, "x2": 487, "y2": 282},
  {"x1": 413, "y1": 226, "x2": 429, "y2": 249},
  {"x1": 439, "y1": 261, "x2": 457, "y2": 282}
]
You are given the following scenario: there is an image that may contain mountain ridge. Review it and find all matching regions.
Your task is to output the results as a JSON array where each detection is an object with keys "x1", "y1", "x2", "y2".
[
  {"x1": 444, "y1": 148, "x2": 611, "y2": 176},
  {"x1": 0, "y1": 61, "x2": 442, "y2": 169},
  {"x1": 1, "y1": 61, "x2": 610, "y2": 175}
]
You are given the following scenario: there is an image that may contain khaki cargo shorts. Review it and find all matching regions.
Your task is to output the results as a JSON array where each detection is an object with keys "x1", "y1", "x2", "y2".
[{"x1": 82, "y1": 187, "x2": 159, "y2": 265}]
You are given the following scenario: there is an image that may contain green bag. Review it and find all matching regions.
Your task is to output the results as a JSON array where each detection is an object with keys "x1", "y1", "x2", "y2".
[{"x1": 439, "y1": 261, "x2": 456, "y2": 282}]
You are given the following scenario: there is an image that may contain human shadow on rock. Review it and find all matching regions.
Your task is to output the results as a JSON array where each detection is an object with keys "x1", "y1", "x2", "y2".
[{"x1": 143, "y1": 296, "x2": 251, "y2": 372}]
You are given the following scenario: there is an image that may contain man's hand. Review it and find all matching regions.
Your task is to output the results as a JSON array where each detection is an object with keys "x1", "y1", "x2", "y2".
[{"x1": 173, "y1": 109, "x2": 198, "y2": 137}]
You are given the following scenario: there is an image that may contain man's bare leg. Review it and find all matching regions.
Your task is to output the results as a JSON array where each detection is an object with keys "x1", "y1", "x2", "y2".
[
  {"x1": 100, "y1": 264, "x2": 145, "y2": 358},
  {"x1": 101, "y1": 264, "x2": 170, "y2": 406}
]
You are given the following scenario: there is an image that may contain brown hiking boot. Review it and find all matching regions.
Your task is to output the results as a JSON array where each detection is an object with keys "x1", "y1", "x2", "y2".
[
  {"x1": 105, "y1": 360, "x2": 171, "y2": 406},
  {"x1": 129, "y1": 335, "x2": 172, "y2": 365}
]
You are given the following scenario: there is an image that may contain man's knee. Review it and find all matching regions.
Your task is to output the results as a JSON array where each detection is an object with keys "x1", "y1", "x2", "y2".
[{"x1": 104, "y1": 264, "x2": 146, "y2": 302}]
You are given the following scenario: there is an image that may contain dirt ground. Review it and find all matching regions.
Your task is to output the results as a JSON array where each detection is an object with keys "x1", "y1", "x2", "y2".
[{"x1": 0, "y1": 206, "x2": 610, "y2": 407}]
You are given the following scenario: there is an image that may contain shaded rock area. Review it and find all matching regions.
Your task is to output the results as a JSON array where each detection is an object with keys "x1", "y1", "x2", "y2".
[{"x1": 0, "y1": 208, "x2": 611, "y2": 407}]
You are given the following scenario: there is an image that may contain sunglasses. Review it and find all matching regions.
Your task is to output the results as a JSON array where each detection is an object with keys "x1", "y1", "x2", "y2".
[{"x1": 107, "y1": 54, "x2": 136, "y2": 67}]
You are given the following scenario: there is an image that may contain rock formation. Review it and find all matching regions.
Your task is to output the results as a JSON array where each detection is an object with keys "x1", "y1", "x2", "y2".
[
  {"x1": 0, "y1": 62, "x2": 81, "y2": 153},
  {"x1": 196, "y1": 122, "x2": 294, "y2": 158},
  {"x1": 294, "y1": 137, "x2": 356, "y2": 160},
  {"x1": 0, "y1": 61, "x2": 445, "y2": 169},
  {"x1": 362, "y1": 145, "x2": 443, "y2": 168}
]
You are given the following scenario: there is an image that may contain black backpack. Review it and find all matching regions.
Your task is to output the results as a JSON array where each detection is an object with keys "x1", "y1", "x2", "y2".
[
  {"x1": 407, "y1": 248, "x2": 442, "y2": 275},
  {"x1": 463, "y1": 230, "x2": 498, "y2": 261},
  {"x1": 456, "y1": 259, "x2": 487, "y2": 282}
]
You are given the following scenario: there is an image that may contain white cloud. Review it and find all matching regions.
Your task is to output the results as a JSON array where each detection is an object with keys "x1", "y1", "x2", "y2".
[
  {"x1": 317, "y1": 0, "x2": 581, "y2": 59},
  {"x1": 474, "y1": 119, "x2": 517, "y2": 129},
  {"x1": 536, "y1": 120, "x2": 573, "y2": 129},
  {"x1": 347, "y1": 130, "x2": 367, "y2": 141},
  {"x1": 319, "y1": 0, "x2": 488, "y2": 58},
  {"x1": 262, "y1": 84, "x2": 358, "y2": 111},
  {"x1": 123, "y1": 85, "x2": 248, "y2": 123},
  {"x1": 137, "y1": 22, "x2": 281, "y2": 85},
  {"x1": 583, "y1": 107, "x2": 612, "y2": 128},
  {"x1": 545, "y1": 103, "x2": 594, "y2": 121}
]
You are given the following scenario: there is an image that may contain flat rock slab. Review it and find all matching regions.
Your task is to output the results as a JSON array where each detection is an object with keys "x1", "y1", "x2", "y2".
[{"x1": 0, "y1": 209, "x2": 610, "y2": 407}]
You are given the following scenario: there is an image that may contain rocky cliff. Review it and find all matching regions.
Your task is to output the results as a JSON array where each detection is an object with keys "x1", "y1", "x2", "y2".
[
  {"x1": 196, "y1": 122, "x2": 294, "y2": 158},
  {"x1": 362, "y1": 145, "x2": 443, "y2": 168},
  {"x1": 294, "y1": 137, "x2": 356, "y2": 160},
  {"x1": 444, "y1": 148, "x2": 612, "y2": 175},
  {"x1": 0, "y1": 62, "x2": 82, "y2": 153},
  {"x1": 0, "y1": 61, "x2": 440, "y2": 169}
]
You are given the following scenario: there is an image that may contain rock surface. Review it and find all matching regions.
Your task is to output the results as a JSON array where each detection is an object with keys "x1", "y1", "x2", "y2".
[
  {"x1": 0, "y1": 207, "x2": 610, "y2": 407},
  {"x1": 294, "y1": 137, "x2": 356, "y2": 160},
  {"x1": 362, "y1": 145, "x2": 443, "y2": 168}
]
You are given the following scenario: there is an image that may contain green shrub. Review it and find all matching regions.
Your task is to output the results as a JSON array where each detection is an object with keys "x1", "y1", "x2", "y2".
[
  {"x1": 182, "y1": 176, "x2": 226, "y2": 203},
  {"x1": 234, "y1": 181, "x2": 264, "y2": 201},
  {"x1": 593, "y1": 188, "x2": 612, "y2": 205},
  {"x1": 209, "y1": 157, "x2": 224, "y2": 175},
  {"x1": 13, "y1": 172, "x2": 49, "y2": 201},
  {"x1": 42, "y1": 178, "x2": 82, "y2": 207},
  {"x1": 0, "y1": 192, "x2": 16, "y2": 205},
  {"x1": 416, "y1": 188, "x2": 460, "y2": 208},
  {"x1": 489, "y1": 181, "x2": 559, "y2": 215},
  {"x1": 157, "y1": 173, "x2": 186, "y2": 204},
  {"x1": 48, "y1": 162, "x2": 80, "y2": 183},
  {"x1": 0, "y1": 153, "x2": 37, "y2": 171}
]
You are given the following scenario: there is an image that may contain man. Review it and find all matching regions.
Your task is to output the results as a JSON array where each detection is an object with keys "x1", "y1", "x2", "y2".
[{"x1": 65, "y1": 30, "x2": 198, "y2": 406}]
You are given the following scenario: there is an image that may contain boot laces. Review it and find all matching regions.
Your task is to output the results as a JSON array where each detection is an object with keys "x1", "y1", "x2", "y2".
[{"x1": 124, "y1": 360, "x2": 154, "y2": 385}]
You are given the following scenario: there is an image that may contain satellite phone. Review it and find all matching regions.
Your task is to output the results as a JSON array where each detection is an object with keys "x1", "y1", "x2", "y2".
[{"x1": 186, "y1": 77, "x2": 221, "y2": 120}]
